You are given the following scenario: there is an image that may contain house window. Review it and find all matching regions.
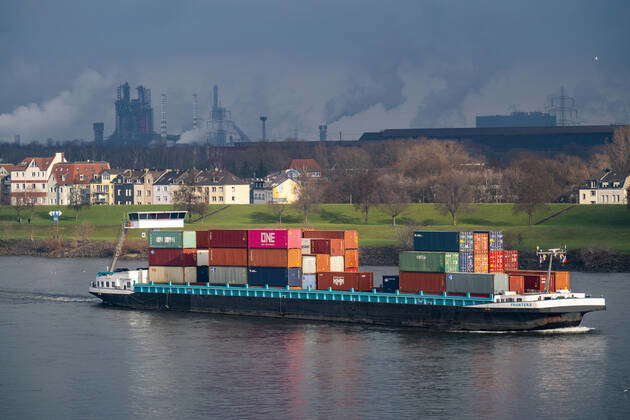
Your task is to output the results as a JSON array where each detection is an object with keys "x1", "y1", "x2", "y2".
[
  {"x1": 212, "y1": 196, "x2": 217, "y2": 202},
  {"x1": 212, "y1": 187, "x2": 216, "y2": 192},
  {"x1": 219, "y1": 197, "x2": 223, "y2": 202},
  {"x1": 137, "y1": 191, "x2": 141, "y2": 196},
  {"x1": 219, "y1": 187, "x2": 223, "y2": 192},
  {"x1": 147, "y1": 191, "x2": 151, "y2": 196},
  {"x1": 42, "y1": 184, "x2": 45, "y2": 189},
  {"x1": 590, "y1": 190, "x2": 595, "y2": 196},
  {"x1": 582, "y1": 193, "x2": 585, "y2": 200},
  {"x1": 232, "y1": 186, "x2": 235, "y2": 192},
  {"x1": 232, "y1": 196, "x2": 235, "y2": 201}
]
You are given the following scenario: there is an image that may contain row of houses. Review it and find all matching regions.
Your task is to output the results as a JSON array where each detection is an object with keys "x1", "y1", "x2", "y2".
[{"x1": 0, "y1": 153, "x2": 322, "y2": 207}]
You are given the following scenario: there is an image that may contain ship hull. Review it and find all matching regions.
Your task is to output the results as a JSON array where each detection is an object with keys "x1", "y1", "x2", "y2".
[{"x1": 91, "y1": 291, "x2": 586, "y2": 331}]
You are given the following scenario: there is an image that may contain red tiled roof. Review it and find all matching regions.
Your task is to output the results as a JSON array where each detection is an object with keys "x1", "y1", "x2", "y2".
[
  {"x1": 288, "y1": 159, "x2": 322, "y2": 171},
  {"x1": 52, "y1": 162, "x2": 111, "y2": 185},
  {"x1": 0, "y1": 164, "x2": 24, "y2": 172},
  {"x1": 20, "y1": 157, "x2": 56, "y2": 171}
]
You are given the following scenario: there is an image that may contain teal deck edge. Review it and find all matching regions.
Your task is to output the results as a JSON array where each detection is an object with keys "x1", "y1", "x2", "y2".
[{"x1": 133, "y1": 283, "x2": 494, "y2": 307}]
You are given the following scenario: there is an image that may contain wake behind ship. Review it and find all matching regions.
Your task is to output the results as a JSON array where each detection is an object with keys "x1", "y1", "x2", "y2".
[{"x1": 90, "y1": 211, "x2": 605, "y2": 332}]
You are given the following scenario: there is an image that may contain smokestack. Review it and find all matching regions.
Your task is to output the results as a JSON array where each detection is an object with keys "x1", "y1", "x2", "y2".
[
  {"x1": 192, "y1": 93, "x2": 198, "y2": 130},
  {"x1": 93, "y1": 122, "x2": 104, "y2": 144},
  {"x1": 213, "y1": 85, "x2": 219, "y2": 110},
  {"x1": 260, "y1": 116, "x2": 267, "y2": 141},
  {"x1": 160, "y1": 94, "x2": 167, "y2": 139},
  {"x1": 319, "y1": 125, "x2": 327, "y2": 141}
]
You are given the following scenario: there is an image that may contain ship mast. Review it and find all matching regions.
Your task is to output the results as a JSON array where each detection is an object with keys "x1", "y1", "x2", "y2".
[{"x1": 536, "y1": 246, "x2": 567, "y2": 293}]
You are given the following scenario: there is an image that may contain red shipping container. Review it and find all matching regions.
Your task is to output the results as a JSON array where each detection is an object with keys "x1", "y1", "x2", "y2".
[
  {"x1": 473, "y1": 232, "x2": 489, "y2": 253},
  {"x1": 399, "y1": 272, "x2": 446, "y2": 294},
  {"x1": 345, "y1": 267, "x2": 359, "y2": 273},
  {"x1": 508, "y1": 275, "x2": 524, "y2": 294},
  {"x1": 316, "y1": 272, "x2": 373, "y2": 291},
  {"x1": 303, "y1": 230, "x2": 358, "y2": 249},
  {"x1": 247, "y1": 229, "x2": 302, "y2": 249},
  {"x1": 344, "y1": 249, "x2": 359, "y2": 268},
  {"x1": 503, "y1": 250, "x2": 519, "y2": 271},
  {"x1": 310, "y1": 239, "x2": 331, "y2": 254},
  {"x1": 248, "y1": 249, "x2": 302, "y2": 267},
  {"x1": 209, "y1": 248, "x2": 248, "y2": 266},
  {"x1": 197, "y1": 230, "x2": 247, "y2": 248},
  {"x1": 148, "y1": 248, "x2": 197, "y2": 267},
  {"x1": 489, "y1": 250, "x2": 504, "y2": 272}
]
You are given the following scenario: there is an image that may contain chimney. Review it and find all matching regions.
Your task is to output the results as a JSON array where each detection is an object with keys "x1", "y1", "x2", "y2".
[
  {"x1": 160, "y1": 94, "x2": 167, "y2": 139},
  {"x1": 93, "y1": 122, "x2": 104, "y2": 144},
  {"x1": 260, "y1": 116, "x2": 267, "y2": 141},
  {"x1": 319, "y1": 125, "x2": 327, "y2": 141}
]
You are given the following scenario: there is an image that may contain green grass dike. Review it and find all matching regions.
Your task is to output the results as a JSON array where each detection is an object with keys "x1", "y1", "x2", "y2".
[{"x1": 0, "y1": 204, "x2": 629, "y2": 270}]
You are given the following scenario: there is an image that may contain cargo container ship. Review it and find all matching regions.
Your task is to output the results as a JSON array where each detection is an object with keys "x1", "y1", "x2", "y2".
[{"x1": 89, "y1": 213, "x2": 605, "y2": 331}]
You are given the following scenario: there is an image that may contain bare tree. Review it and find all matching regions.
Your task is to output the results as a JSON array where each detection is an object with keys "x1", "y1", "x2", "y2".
[
  {"x1": 68, "y1": 186, "x2": 89, "y2": 221},
  {"x1": 606, "y1": 126, "x2": 630, "y2": 174},
  {"x1": 173, "y1": 170, "x2": 207, "y2": 221},
  {"x1": 506, "y1": 157, "x2": 557, "y2": 225},
  {"x1": 292, "y1": 180, "x2": 323, "y2": 224},
  {"x1": 433, "y1": 170, "x2": 473, "y2": 225},
  {"x1": 269, "y1": 203, "x2": 288, "y2": 224},
  {"x1": 379, "y1": 173, "x2": 411, "y2": 226},
  {"x1": 76, "y1": 222, "x2": 94, "y2": 241},
  {"x1": 349, "y1": 170, "x2": 383, "y2": 224}
]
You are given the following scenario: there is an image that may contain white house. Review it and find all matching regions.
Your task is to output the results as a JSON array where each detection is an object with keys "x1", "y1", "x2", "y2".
[{"x1": 579, "y1": 169, "x2": 629, "y2": 205}]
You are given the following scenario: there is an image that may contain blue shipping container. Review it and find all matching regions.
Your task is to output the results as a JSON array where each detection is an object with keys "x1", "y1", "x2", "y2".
[
  {"x1": 382, "y1": 275, "x2": 400, "y2": 293},
  {"x1": 459, "y1": 252, "x2": 474, "y2": 273},
  {"x1": 247, "y1": 267, "x2": 302, "y2": 287},
  {"x1": 489, "y1": 231, "x2": 504, "y2": 251},
  {"x1": 459, "y1": 231, "x2": 474, "y2": 252},
  {"x1": 302, "y1": 274, "x2": 317, "y2": 289},
  {"x1": 413, "y1": 231, "x2": 459, "y2": 252}
]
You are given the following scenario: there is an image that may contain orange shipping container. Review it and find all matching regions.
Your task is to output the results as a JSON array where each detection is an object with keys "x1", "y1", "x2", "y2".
[
  {"x1": 554, "y1": 271, "x2": 571, "y2": 290},
  {"x1": 209, "y1": 248, "x2": 248, "y2": 267},
  {"x1": 473, "y1": 232, "x2": 489, "y2": 253},
  {"x1": 315, "y1": 254, "x2": 330, "y2": 272},
  {"x1": 344, "y1": 249, "x2": 359, "y2": 268},
  {"x1": 474, "y1": 253, "x2": 488, "y2": 273},
  {"x1": 330, "y1": 239, "x2": 345, "y2": 256},
  {"x1": 508, "y1": 275, "x2": 525, "y2": 294},
  {"x1": 248, "y1": 249, "x2": 302, "y2": 268},
  {"x1": 302, "y1": 230, "x2": 358, "y2": 249}
]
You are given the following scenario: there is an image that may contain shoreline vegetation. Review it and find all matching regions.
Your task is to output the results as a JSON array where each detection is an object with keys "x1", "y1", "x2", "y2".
[
  {"x1": 1, "y1": 241, "x2": 629, "y2": 273},
  {"x1": 1, "y1": 203, "x2": 629, "y2": 272}
]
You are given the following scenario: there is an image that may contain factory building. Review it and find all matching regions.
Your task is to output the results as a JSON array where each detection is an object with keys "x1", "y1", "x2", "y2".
[
  {"x1": 109, "y1": 82, "x2": 155, "y2": 144},
  {"x1": 476, "y1": 112, "x2": 556, "y2": 128}
]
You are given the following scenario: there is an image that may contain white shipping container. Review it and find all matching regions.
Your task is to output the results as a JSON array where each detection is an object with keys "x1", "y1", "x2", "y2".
[
  {"x1": 197, "y1": 249, "x2": 210, "y2": 266},
  {"x1": 184, "y1": 267, "x2": 197, "y2": 283},
  {"x1": 302, "y1": 255, "x2": 317, "y2": 274},
  {"x1": 301, "y1": 238, "x2": 311, "y2": 255},
  {"x1": 330, "y1": 256, "x2": 345, "y2": 272},
  {"x1": 149, "y1": 266, "x2": 185, "y2": 284}
]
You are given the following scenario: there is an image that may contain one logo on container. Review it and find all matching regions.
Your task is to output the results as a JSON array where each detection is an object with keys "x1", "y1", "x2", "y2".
[
  {"x1": 333, "y1": 277, "x2": 344, "y2": 286},
  {"x1": 261, "y1": 232, "x2": 276, "y2": 244}
]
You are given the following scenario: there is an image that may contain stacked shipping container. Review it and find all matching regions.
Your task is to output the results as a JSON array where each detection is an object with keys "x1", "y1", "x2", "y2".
[{"x1": 302, "y1": 230, "x2": 372, "y2": 291}]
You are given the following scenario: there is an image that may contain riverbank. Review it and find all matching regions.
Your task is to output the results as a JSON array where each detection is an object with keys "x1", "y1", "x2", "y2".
[{"x1": 2, "y1": 239, "x2": 628, "y2": 272}]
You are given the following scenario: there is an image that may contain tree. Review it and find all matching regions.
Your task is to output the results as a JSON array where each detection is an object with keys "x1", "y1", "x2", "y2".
[
  {"x1": 268, "y1": 203, "x2": 288, "y2": 223},
  {"x1": 172, "y1": 170, "x2": 207, "y2": 221},
  {"x1": 606, "y1": 126, "x2": 630, "y2": 174},
  {"x1": 379, "y1": 173, "x2": 411, "y2": 226},
  {"x1": 506, "y1": 157, "x2": 557, "y2": 225},
  {"x1": 68, "y1": 186, "x2": 89, "y2": 221},
  {"x1": 349, "y1": 170, "x2": 383, "y2": 224},
  {"x1": 433, "y1": 170, "x2": 473, "y2": 225},
  {"x1": 76, "y1": 222, "x2": 94, "y2": 241},
  {"x1": 292, "y1": 180, "x2": 323, "y2": 224}
]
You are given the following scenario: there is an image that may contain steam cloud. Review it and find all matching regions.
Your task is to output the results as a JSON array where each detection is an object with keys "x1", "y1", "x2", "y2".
[{"x1": 0, "y1": 70, "x2": 114, "y2": 143}]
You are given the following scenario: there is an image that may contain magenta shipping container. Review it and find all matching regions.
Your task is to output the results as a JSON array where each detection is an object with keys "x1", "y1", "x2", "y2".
[{"x1": 247, "y1": 229, "x2": 302, "y2": 249}]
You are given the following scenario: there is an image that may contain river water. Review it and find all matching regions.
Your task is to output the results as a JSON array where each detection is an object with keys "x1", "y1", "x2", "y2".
[{"x1": 0, "y1": 256, "x2": 628, "y2": 419}]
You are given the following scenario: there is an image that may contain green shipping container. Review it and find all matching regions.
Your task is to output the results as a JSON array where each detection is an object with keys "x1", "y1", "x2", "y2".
[
  {"x1": 399, "y1": 251, "x2": 459, "y2": 273},
  {"x1": 149, "y1": 231, "x2": 197, "y2": 249}
]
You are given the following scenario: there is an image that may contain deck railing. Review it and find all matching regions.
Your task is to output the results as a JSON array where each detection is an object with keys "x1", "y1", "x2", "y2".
[{"x1": 133, "y1": 283, "x2": 494, "y2": 307}]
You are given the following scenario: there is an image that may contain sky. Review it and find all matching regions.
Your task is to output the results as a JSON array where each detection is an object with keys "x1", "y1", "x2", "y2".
[{"x1": 1, "y1": 0, "x2": 629, "y2": 143}]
